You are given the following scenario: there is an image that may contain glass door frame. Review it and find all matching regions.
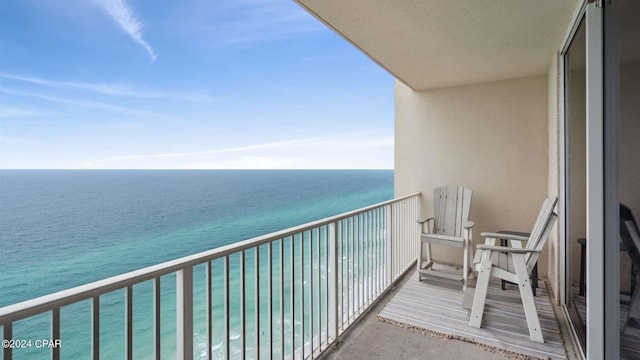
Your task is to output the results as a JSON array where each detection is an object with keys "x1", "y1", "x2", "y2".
[
  {"x1": 584, "y1": 3, "x2": 607, "y2": 357},
  {"x1": 602, "y1": 0, "x2": 620, "y2": 358},
  {"x1": 559, "y1": 3, "x2": 587, "y2": 358},
  {"x1": 559, "y1": 0, "x2": 618, "y2": 358}
]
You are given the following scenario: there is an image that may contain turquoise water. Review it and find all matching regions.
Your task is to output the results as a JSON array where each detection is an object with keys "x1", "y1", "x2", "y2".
[{"x1": 0, "y1": 170, "x2": 393, "y2": 359}]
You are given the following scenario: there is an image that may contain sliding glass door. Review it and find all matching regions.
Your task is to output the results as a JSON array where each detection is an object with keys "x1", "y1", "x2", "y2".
[
  {"x1": 564, "y1": 1, "x2": 640, "y2": 358},
  {"x1": 615, "y1": 0, "x2": 640, "y2": 358},
  {"x1": 563, "y1": 12, "x2": 587, "y2": 354}
]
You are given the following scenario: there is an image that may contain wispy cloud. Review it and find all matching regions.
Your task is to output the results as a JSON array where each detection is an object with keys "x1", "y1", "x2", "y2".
[
  {"x1": 175, "y1": 0, "x2": 323, "y2": 47},
  {"x1": 94, "y1": 0, "x2": 156, "y2": 61},
  {"x1": 0, "y1": 87, "x2": 160, "y2": 117},
  {"x1": 87, "y1": 137, "x2": 325, "y2": 163},
  {"x1": 82, "y1": 133, "x2": 394, "y2": 169},
  {"x1": 214, "y1": 16, "x2": 321, "y2": 46},
  {"x1": 0, "y1": 73, "x2": 215, "y2": 101},
  {"x1": 0, "y1": 105, "x2": 48, "y2": 118}
]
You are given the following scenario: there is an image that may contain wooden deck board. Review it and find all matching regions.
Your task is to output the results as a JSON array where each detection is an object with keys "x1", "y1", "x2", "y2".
[{"x1": 379, "y1": 272, "x2": 567, "y2": 359}]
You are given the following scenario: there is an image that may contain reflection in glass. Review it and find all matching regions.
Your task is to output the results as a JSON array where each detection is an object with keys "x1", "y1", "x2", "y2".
[
  {"x1": 564, "y1": 16, "x2": 587, "y2": 352},
  {"x1": 618, "y1": 0, "x2": 640, "y2": 358}
]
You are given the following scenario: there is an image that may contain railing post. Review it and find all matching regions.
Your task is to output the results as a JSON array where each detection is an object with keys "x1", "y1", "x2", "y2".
[
  {"x1": 413, "y1": 196, "x2": 420, "y2": 263},
  {"x1": 328, "y1": 222, "x2": 339, "y2": 344},
  {"x1": 385, "y1": 204, "x2": 393, "y2": 285},
  {"x1": 3, "y1": 322, "x2": 12, "y2": 360},
  {"x1": 177, "y1": 267, "x2": 193, "y2": 360},
  {"x1": 92, "y1": 296, "x2": 100, "y2": 360},
  {"x1": 240, "y1": 251, "x2": 246, "y2": 360},
  {"x1": 153, "y1": 279, "x2": 161, "y2": 360},
  {"x1": 52, "y1": 308, "x2": 61, "y2": 360},
  {"x1": 254, "y1": 248, "x2": 261, "y2": 360},
  {"x1": 125, "y1": 286, "x2": 133, "y2": 360}
]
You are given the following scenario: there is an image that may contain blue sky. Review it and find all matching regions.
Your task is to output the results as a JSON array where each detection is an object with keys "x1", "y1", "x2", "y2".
[{"x1": 0, "y1": 0, "x2": 393, "y2": 169}]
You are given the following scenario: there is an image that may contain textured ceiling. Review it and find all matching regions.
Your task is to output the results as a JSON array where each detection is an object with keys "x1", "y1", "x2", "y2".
[{"x1": 295, "y1": 0, "x2": 578, "y2": 90}]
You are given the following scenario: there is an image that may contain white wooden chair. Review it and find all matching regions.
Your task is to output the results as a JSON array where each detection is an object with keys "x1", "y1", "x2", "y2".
[
  {"x1": 467, "y1": 196, "x2": 557, "y2": 343},
  {"x1": 417, "y1": 186, "x2": 474, "y2": 290}
]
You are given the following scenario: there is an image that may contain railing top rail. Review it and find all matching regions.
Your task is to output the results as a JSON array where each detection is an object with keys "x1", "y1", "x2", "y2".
[{"x1": 0, "y1": 192, "x2": 420, "y2": 324}]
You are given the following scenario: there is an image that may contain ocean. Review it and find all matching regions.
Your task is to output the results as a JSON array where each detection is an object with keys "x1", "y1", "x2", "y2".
[{"x1": 0, "y1": 170, "x2": 394, "y2": 359}]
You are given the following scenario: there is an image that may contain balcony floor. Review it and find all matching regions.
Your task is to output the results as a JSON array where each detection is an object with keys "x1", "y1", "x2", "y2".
[{"x1": 321, "y1": 267, "x2": 580, "y2": 360}]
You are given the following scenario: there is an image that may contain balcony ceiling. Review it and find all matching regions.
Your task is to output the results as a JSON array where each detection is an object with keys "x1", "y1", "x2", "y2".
[{"x1": 295, "y1": 0, "x2": 578, "y2": 90}]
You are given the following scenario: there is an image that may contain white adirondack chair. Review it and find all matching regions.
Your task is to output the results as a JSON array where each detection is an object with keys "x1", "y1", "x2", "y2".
[
  {"x1": 417, "y1": 186, "x2": 474, "y2": 291},
  {"x1": 467, "y1": 196, "x2": 558, "y2": 343}
]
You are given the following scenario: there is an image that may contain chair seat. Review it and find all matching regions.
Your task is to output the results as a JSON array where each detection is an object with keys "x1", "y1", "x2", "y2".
[{"x1": 420, "y1": 233, "x2": 465, "y2": 248}]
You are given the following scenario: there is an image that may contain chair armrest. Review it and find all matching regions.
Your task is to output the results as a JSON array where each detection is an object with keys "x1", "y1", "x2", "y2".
[
  {"x1": 416, "y1": 217, "x2": 434, "y2": 225},
  {"x1": 480, "y1": 232, "x2": 529, "y2": 242},
  {"x1": 464, "y1": 221, "x2": 475, "y2": 229},
  {"x1": 476, "y1": 244, "x2": 541, "y2": 253}
]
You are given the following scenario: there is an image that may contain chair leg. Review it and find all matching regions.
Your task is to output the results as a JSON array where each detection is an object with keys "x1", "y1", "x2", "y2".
[
  {"x1": 500, "y1": 238, "x2": 507, "y2": 291},
  {"x1": 417, "y1": 241, "x2": 423, "y2": 281},
  {"x1": 468, "y1": 238, "x2": 475, "y2": 280},
  {"x1": 463, "y1": 239, "x2": 469, "y2": 291},
  {"x1": 469, "y1": 250, "x2": 492, "y2": 328},
  {"x1": 512, "y1": 254, "x2": 544, "y2": 342},
  {"x1": 468, "y1": 231, "x2": 475, "y2": 280},
  {"x1": 531, "y1": 265, "x2": 538, "y2": 297}
]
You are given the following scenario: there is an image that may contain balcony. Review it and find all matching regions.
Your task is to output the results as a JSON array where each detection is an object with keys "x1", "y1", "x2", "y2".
[{"x1": 0, "y1": 193, "x2": 576, "y2": 359}]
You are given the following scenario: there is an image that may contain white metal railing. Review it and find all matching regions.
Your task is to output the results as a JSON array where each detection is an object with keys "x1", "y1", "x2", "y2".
[{"x1": 0, "y1": 192, "x2": 420, "y2": 360}]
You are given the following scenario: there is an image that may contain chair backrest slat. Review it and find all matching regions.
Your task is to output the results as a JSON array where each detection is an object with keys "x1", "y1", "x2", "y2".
[
  {"x1": 525, "y1": 197, "x2": 558, "y2": 251},
  {"x1": 524, "y1": 196, "x2": 558, "y2": 270},
  {"x1": 434, "y1": 187, "x2": 444, "y2": 233},
  {"x1": 527, "y1": 213, "x2": 557, "y2": 272},
  {"x1": 460, "y1": 187, "x2": 472, "y2": 236},
  {"x1": 433, "y1": 185, "x2": 472, "y2": 237},
  {"x1": 443, "y1": 187, "x2": 458, "y2": 235},
  {"x1": 455, "y1": 187, "x2": 464, "y2": 234}
]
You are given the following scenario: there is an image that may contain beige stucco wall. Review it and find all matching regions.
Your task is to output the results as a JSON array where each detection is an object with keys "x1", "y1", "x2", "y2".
[{"x1": 394, "y1": 76, "x2": 549, "y2": 275}]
